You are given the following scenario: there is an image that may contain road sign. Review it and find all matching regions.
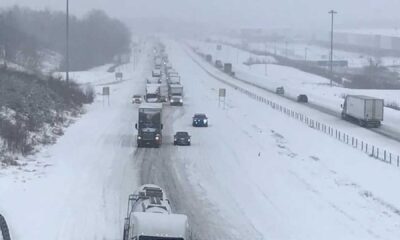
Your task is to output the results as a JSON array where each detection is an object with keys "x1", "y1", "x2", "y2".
[
  {"x1": 103, "y1": 87, "x2": 110, "y2": 96},
  {"x1": 102, "y1": 87, "x2": 110, "y2": 106},
  {"x1": 219, "y1": 88, "x2": 226, "y2": 97},
  {"x1": 115, "y1": 72, "x2": 123, "y2": 80}
]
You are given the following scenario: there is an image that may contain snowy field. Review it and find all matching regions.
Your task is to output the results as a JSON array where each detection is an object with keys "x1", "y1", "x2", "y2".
[
  {"x1": 190, "y1": 40, "x2": 400, "y2": 144},
  {"x1": 217, "y1": 36, "x2": 400, "y2": 68},
  {"x1": 1, "y1": 39, "x2": 400, "y2": 240},
  {"x1": 0, "y1": 43, "x2": 148, "y2": 239}
]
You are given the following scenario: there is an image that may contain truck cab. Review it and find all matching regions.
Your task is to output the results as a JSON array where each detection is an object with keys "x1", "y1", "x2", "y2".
[
  {"x1": 136, "y1": 103, "x2": 163, "y2": 147},
  {"x1": 168, "y1": 84, "x2": 184, "y2": 106}
]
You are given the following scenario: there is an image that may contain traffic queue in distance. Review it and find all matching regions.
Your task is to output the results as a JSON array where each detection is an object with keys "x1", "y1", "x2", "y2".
[{"x1": 132, "y1": 42, "x2": 209, "y2": 148}]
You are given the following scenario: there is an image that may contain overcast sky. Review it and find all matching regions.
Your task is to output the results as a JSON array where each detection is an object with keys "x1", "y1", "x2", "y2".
[{"x1": 1, "y1": 0, "x2": 400, "y2": 30}]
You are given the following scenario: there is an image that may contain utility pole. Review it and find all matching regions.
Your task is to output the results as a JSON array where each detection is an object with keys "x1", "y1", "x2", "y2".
[
  {"x1": 66, "y1": 0, "x2": 70, "y2": 83},
  {"x1": 329, "y1": 10, "x2": 337, "y2": 87},
  {"x1": 285, "y1": 41, "x2": 288, "y2": 57},
  {"x1": 304, "y1": 47, "x2": 308, "y2": 62}
]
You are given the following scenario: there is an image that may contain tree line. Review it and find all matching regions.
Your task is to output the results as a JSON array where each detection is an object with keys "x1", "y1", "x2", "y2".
[{"x1": 0, "y1": 6, "x2": 131, "y2": 71}]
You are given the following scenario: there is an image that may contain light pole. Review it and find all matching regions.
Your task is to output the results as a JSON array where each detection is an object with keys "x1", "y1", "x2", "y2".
[
  {"x1": 285, "y1": 41, "x2": 288, "y2": 57},
  {"x1": 305, "y1": 47, "x2": 308, "y2": 62},
  {"x1": 66, "y1": 0, "x2": 70, "y2": 83},
  {"x1": 329, "y1": 10, "x2": 337, "y2": 87}
]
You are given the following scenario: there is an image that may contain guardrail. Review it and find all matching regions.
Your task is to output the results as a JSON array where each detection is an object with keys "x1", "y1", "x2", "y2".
[
  {"x1": 0, "y1": 214, "x2": 11, "y2": 240},
  {"x1": 187, "y1": 46, "x2": 400, "y2": 168}
]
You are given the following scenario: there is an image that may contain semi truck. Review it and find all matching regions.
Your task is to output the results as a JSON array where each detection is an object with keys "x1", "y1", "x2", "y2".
[
  {"x1": 168, "y1": 84, "x2": 184, "y2": 106},
  {"x1": 341, "y1": 95, "x2": 384, "y2": 127},
  {"x1": 223, "y1": 63, "x2": 235, "y2": 76},
  {"x1": 145, "y1": 84, "x2": 161, "y2": 103},
  {"x1": 135, "y1": 103, "x2": 163, "y2": 147},
  {"x1": 123, "y1": 185, "x2": 190, "y2": 240}
]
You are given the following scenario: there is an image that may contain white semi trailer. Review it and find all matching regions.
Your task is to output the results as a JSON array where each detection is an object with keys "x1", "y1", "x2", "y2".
[
  {"x1": 123, "y1": 185, "x2": 190, "y2": 240},
  {"x1": 341, "y1": 95, "x2": 384, "y2": 128}
]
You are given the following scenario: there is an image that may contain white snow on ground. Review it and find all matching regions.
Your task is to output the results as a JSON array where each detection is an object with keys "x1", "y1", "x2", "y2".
[
  {"x1": 216, "y1": 36, "x2": 400, "y2": 68},
  {"x1": 0, "y1": 44, "x2": 148, "y2": 240},
  {"x1": 189, "y1": 40, "x2": 400, "y2": 153},
  {"x1": 53, "y1": 63, "x2": 133, "y2": 86},
  {"x1": 166, "y1": 40, "x2": 400, "y2": 240},
  {"x1": 1, "y1": 38, "x2": 400, "y2": 240}
]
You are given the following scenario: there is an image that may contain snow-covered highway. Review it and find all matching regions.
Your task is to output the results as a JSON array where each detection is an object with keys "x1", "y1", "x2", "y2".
[{"x1": 1, "y1": 40, "x2": 400, "y2": 240}]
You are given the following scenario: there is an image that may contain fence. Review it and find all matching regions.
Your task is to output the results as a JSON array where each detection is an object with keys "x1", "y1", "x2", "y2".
[
  {"x1": 188, "y1": 47, "x2": 400, "y2": 168},
  {"x1": 0, "y1": 214, "x2": 11, "y2": 240}
]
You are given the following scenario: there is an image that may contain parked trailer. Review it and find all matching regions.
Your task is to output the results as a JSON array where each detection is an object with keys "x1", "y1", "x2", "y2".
[
  {"x1": 341, "y1": 95, "x2": 384, "y2": 127},
  {"x1": 123, "y1": 185, "x2": 190, "y2": 240}
]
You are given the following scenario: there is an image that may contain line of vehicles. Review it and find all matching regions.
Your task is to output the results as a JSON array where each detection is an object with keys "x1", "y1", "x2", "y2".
[
  {"x1": 134, "y1": 43, "x2": 209, "y2": 148},
  {"x1": 195, "y1": 46, "x2": 385, "y2": 129}
]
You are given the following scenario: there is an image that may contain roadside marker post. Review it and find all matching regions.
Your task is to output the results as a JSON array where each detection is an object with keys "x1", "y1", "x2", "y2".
[
  {"x1": 219, "y1": 88, "x2": 226, "y2": 109},
  {"x1": 102, "y1": 86, "x2": 110, "y2": 106}
]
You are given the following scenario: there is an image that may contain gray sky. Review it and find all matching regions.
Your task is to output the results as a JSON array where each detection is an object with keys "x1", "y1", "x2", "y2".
[{"x1": 1, "y1": 0, "x2": 400, "y2": 30}]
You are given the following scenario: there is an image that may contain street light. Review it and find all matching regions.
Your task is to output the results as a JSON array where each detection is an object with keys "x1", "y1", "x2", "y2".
[
  {"x1": 66, "y1": 0, "x2": 70, "y2": 83},
  {"x1": 305, "y1": 47, "x2": 308, "y2": 62},
  {"x1": 329, "y1": 10, "x2": 337, "y2": 87}
]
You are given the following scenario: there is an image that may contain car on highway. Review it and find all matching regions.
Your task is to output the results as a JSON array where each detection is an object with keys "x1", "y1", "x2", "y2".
[
  {"x1": 132, "y1": 94, "x2": 143, "y2": 104},
  {"x1": 297, "y1": 94, "x2": 308, "y2": 103},
  {"x1": 174, "y1": 131, "x2": 191, "y2": 146},
  {"x1": 159, "y1": 95, "x2": 168, "y2": 103},
  {"x1": 192, "y1": 113, "x2": 208, "y2": 127},
  {"x1": 215, "y1": 60, "x2": 223, "y2": 69},
  {"x1": 276, "y1": 87, "x2": 285, "y2": 95}
]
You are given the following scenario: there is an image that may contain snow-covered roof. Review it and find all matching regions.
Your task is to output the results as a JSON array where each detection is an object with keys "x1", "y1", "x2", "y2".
[
  {"x1": 139, "y1": 103, "x2": 163, "y2": 109},
  {"x1": 348, "y1": 95, "x2": 384, "y2": 100},
  {"x1": 131, "y1": 212, "x2": 188, "y2": 238}
]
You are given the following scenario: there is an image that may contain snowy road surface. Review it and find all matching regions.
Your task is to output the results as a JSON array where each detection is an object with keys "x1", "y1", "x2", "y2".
[{"x1": 1, "y1": 39, "x2": 400, "y2": 240}]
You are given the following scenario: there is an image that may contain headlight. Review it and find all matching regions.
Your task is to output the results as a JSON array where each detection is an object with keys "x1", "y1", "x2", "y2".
[
  {"x1": 155, "y1": 136, "x2": 160, "y2": 140},
  {"x1": 179, "y1": 99, "x2": 183, "y2": 102},
  {"x1": 137, "y1": 136, "x2": 142, "y2": 140},
  {"x1": 174, "y1": 138, "x2": 177, "y2": 141},
  {"x1": 188, "y1": 139, "x2": 191, "y2": 142},
  {"x1": 203, "y1": 119, "x2": 208, "y2": 123}
]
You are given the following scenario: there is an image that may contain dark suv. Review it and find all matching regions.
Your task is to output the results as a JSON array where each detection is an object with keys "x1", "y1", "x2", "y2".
[
  {"x1": 192, "y1": 114, "x2": 208, "y2": 127},
  {"x1": 174, "y1": 132, "x2": 191, "y2": 146},
  {"x1": 297, "y1": 94, "x2": 308, "y2": 103}
]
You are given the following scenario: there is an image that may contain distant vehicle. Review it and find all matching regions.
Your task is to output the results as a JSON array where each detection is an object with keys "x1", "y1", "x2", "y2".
[
  {"x1": 123, "y1": 184, "x2": 190, "y2": 240},
  {"x1": 145, "y1": 83, "x2": 161, "y2": 103},
  {"x1": 276, "y1": 87, "x2": 285, "y2": 95},
  {"x1": 170, "y1": 95, "x2": 183, "y2": 106},
  {"x1": 192, "y1": 113, "x2": 208, "y2": 127},
  {"x1": 223, "y1": 63, "x2": 234, "y2": 76},
  {"x1": 341, "y1": 95, "x2": 384, "y2": 127},
  {"x1": 154, "y1": 57, "x2": 162, "y2": 69},
  {"x1": 159, "y1": 95, "x2": 168, "y2": 103},
  {"x1": 152, "y1": 69, "x2": 162, "y2": 77},
  {"x1": 135, "y1": 103, "x2": 163, "y2": 148},
  {"x1": 215, "y1": 60, "x2": 223, "y2": 69},
  {"x1": 174, "y1": 132, "x2": 191, "y2": 146},
  {"x1": 206, "y1": 54, "x2": 212, "y2": 63},
  {"x1": 168, "y1": 84, "x2": 184, "y2": 106},
  {"x1": 297, "y1": 94, "x2": 308, "y2": 103},
  {"x1": 132, "y1": 94, "x2": 143, "y2": 104}
]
